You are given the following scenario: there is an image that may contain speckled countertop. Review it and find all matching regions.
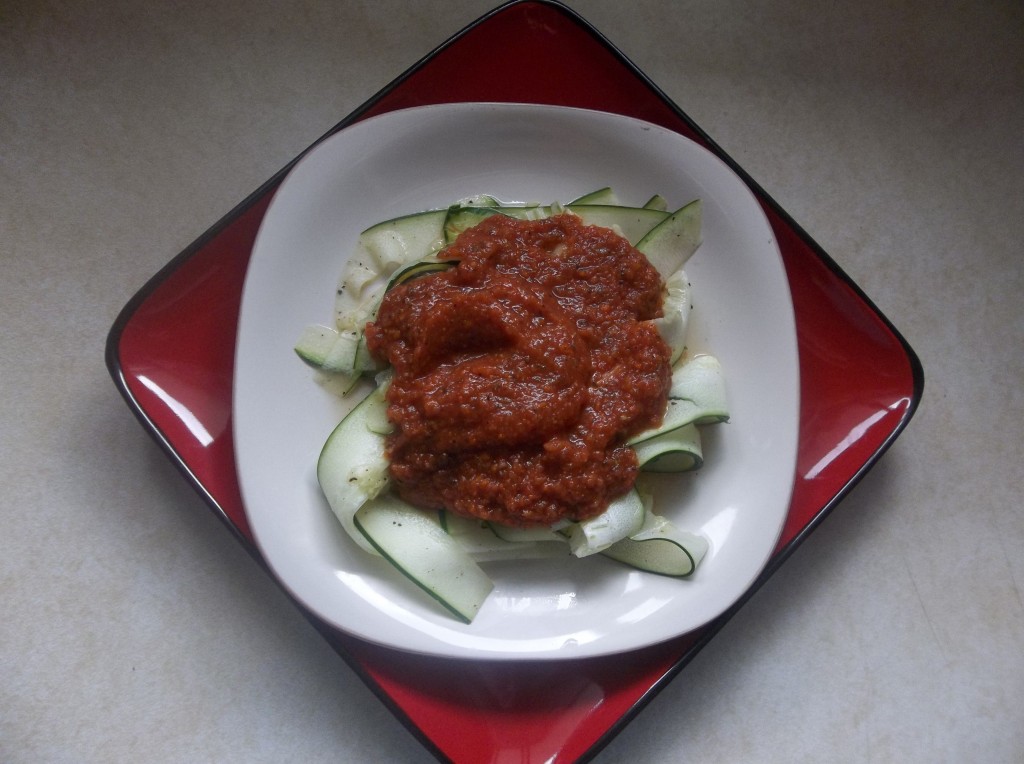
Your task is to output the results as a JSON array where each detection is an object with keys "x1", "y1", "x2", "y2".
[{"x1": 3, "y1": 1, "x2": 1022, "y2": 761}]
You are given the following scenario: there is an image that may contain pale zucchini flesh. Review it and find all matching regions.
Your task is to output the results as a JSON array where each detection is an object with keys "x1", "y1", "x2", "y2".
[
  {"x1": 653, "y1": 268, "x2": 692, "y2": 364},
  {"x1": 568, "y1": 204, "x2": 670, "y2": 245},
  {"x1": 488, "y1": 521, "x2": 566, "y2": 544},
  {"x1": 642, "y1": 193, "x2": 669, "y2": 211},
  {"x1": 315, "y1": 385, "x2": 391, "y2": 555},
  {"x1": 635, "y1": 422, "x2": 703, "y2": 473},
  {"x1": 636, "y1": 199, "x2": 702, "y2": 277},
  {"x1": 294, "y1": 324, "x2": 359, "y2": 375},
  {"x1": 567, "y1": 489, "x2": 645, "y2": 557},
  {"x1": 601, "y1": 513, "x2": 709, "y2": 577},
  {"x1": 358, "y1": 208, "x2": 447, "y2": 275},
  {"x1": 629, "y1": 354, "x2": 729, "y2": 446},
  {"x1": 355, "y1": 495, "x2": 494, "y2": 624},
  {"x1": 568, "y1": 186, "x2": 620, "y2": 205},
  {"x1": 442, "y1": 513, "x2": 570, "y2": 562}
]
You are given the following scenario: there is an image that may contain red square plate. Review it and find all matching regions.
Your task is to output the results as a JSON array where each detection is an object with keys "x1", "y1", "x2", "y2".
[{"x1": 106, "y1": 2, "x2": 923, "y2": 761}]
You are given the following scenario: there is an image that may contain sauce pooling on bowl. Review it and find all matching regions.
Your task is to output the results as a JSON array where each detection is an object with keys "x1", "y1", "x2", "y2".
[{"x1": 365, "y1": 213, "x2": 670, "y2": 526}]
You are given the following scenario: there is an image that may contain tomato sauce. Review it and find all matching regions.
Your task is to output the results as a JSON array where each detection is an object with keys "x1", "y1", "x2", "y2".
[{"x1": 365, "y1": 213, "x2": 670, "y2": 526}]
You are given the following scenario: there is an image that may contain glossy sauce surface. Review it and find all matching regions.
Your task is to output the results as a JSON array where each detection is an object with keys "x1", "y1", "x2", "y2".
[{"x1": 366, "y1": 213, "x2": 670, "y2": 526}]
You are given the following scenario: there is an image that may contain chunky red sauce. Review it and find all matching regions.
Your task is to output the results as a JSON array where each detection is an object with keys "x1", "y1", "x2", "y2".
[{"x1": 365, "y1": 213, "x2": 670, "y2": 526}]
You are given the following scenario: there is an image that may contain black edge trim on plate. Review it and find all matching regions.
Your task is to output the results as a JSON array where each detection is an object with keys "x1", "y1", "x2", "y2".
[{"x1": 104, "y1": 2, "x2": 925, "y2": 763}]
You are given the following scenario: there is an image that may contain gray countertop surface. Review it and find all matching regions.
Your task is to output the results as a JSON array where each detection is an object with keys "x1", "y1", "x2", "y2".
[{"x1": 3, "y1": 1, "x2": 1022, "y2": 761}]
